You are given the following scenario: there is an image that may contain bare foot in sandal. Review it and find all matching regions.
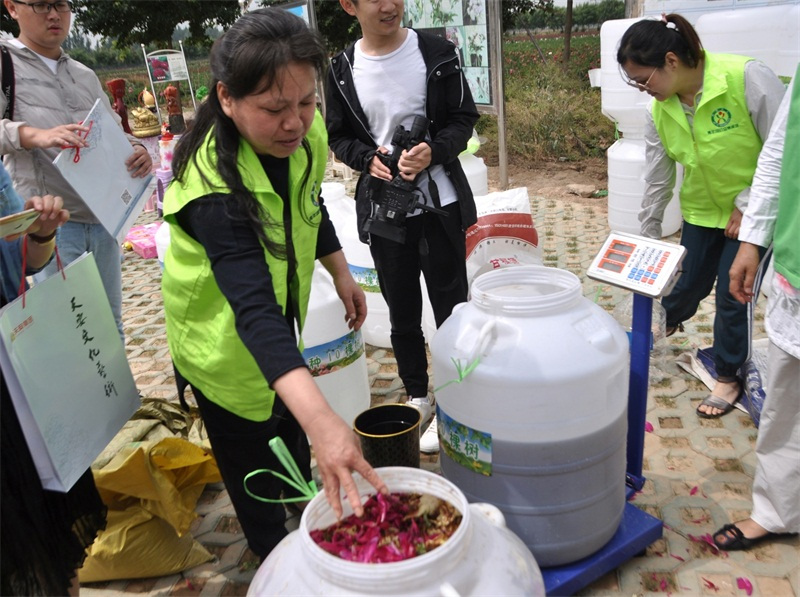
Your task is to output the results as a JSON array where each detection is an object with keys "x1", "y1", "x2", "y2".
[
  {"x1": 713, "y1": 519, "x2": 773, "y2": 550},
  {"x1": 696, "y1": 379, "x2": 741, "y2": 418}
]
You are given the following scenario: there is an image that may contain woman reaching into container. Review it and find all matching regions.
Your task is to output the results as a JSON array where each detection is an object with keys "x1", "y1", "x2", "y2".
[
  {"x1": 617, "y1": 13, "x2": 785, "y2": 418},
  {"x1": 160, "y1": 8, "x2": 386, "y2": 561}
]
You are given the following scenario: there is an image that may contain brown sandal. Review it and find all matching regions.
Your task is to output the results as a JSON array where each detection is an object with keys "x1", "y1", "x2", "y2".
[{"x1": 665, "y1": 323, "x2": 684, "y2": 337}]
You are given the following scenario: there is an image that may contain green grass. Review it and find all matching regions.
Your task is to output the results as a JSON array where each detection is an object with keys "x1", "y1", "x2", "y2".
[{"x1": 477, "y1": 32, "x2": 614, "y2": 164}]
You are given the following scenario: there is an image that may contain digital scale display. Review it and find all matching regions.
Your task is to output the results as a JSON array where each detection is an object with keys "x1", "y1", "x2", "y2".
[{"x1": 587, "y1": 232, "x2": 686, "y2": 297}]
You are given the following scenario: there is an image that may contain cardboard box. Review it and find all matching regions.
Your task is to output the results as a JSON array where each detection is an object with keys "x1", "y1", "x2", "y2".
[{"x1": 125, "y1": 223, "x2": 159, "y2": 259}]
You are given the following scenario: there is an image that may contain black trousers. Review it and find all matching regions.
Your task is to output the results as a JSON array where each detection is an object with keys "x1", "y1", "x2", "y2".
[
  {"x1": 179, "y1": 374, "x2": 312, "y2": 560},
  {"x1": 369, "y1": 202, "x2": 468, "y2": 397}
]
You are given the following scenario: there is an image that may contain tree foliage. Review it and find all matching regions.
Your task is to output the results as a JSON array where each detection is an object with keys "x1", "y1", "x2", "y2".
[
  {"x1": 72, "y1": 0, "x2": 241, "y2": 48},
  {"x1": 501, "y1": 0, "x2": 555, "y2": 31}
]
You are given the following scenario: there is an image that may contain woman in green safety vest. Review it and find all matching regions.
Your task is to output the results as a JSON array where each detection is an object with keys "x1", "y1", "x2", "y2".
[
  {"x1": 617, "y1": 13, "x2": 785, "y2": 419},
  {"x1": 160, "y1": 8, "x2": 386, "y2": 560}
]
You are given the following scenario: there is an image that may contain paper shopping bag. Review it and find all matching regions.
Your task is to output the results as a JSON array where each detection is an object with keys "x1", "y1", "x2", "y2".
[{"x1": 0, "y1": 252, "x2": 140, "y2": 492}]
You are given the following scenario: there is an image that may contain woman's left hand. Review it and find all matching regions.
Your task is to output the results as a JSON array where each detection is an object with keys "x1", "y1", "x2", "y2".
[
  {"x1": 725, "y1": 207, "x2": 742, "y2": 239},
  {"x1": 332, "y1": 270, "x2": 367, "y2": 331}
]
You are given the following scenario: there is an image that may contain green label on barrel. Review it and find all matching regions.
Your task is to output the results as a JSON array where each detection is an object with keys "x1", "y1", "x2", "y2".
[
  {"x1": 349, "y1": 264, "x2": 381, "y2": 293},
  {"x1": 439, "y1": 407, "x2": 492, "y2": 476},
  {"x1": 303, "y1": 329, "x2": 365, "y2": 377}
]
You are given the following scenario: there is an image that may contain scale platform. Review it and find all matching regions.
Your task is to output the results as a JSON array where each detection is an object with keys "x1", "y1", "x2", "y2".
[{"x1": 540, "y1": 503, "x2": 663, "y2": 595}]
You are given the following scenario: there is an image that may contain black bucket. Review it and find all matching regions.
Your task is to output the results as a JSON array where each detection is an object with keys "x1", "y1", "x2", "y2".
[{"x1": 353, "y1": 404, "x2": 421, "y2": 469}]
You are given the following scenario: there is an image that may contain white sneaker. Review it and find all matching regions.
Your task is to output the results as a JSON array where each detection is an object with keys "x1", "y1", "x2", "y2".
[
  {"x1": 420, "y1": 414, "x2": 440, "y2": 454},
  {"x1": 406, "y1": 396, "x2": 433, "y2": 428}
]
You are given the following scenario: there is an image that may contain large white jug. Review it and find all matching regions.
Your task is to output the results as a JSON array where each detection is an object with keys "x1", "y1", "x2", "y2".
[{"x1": 431, "y1": 265, "x2": 629, "y2": 567}]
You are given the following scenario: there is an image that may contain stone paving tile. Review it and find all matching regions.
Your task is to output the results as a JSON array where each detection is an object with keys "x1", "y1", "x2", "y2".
[{"x1": 81, "y1": 177, "x2": 799, "y2": 597}]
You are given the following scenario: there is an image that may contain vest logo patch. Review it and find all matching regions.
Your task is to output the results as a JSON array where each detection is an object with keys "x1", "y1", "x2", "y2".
[
  {"x1": 711, "y1": 108, "x2": 732, "y2": 128},
  {"x1": 310, "y1": 181, "x2": 319, "y2": 207}
]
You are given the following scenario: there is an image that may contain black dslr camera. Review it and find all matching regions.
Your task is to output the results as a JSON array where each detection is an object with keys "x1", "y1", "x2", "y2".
[{"x1": 363, "y1": 115, "x2": 447, "y2": 244}]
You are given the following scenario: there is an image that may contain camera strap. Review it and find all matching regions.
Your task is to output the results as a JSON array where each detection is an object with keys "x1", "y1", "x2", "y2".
[
  {"x1": 416, "y1": 168, "x2": 442, "y2": 210},
  {"x1": 1, "y1": 45, "x2": 14, "y2": 121}
]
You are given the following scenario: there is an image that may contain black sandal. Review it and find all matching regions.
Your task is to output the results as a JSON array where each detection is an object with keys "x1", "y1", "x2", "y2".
[{"x1": 713, "y1": 523, "x2": 775, "y2": 551}]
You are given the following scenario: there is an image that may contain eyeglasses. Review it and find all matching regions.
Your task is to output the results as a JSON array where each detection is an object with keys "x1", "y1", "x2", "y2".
[
  {"x1": 11, "y1": 0, "x2": 73, "y2": 14},
  {"x1": 622, "y1": 67, "x2": 657, "y2": 91}
]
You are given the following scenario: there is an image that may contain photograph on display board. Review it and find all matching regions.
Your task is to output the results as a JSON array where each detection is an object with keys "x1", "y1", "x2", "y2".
[
  {"x1": 404, "y1": 0, "x2": 491, "y2": 106},
  {"x1": 464, "y1": 68, "x2": 490, "y2": 104},
  {"x1": 464, "y1": 25, "x2": 486, "y2": 68},
  {"x1": 463, "y1": 0, "x2": 485, "y2": 25},
  {"x1": 445, "y1": 26, "x2": 466, "y2": 64},
  {"x1": 146, "y1": 52, "x2": 189, "y2": 83}
]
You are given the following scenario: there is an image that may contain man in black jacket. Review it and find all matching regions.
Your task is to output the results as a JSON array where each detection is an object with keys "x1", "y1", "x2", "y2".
[{"x1": 326, "y1": 0, "x2": 478, "y2": 453}]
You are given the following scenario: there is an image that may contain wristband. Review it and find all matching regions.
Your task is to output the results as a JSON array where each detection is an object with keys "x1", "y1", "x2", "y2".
[{"x1": 27, "y1": 230, "x2": 57, "y2": 244}]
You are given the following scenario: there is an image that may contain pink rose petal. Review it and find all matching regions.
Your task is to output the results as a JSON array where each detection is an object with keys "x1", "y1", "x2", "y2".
[
  {"x1": 690, "y1": 486, "x2": 699, "y2": 496},
  {"x1": 737, "y1": 577, "x2": 753, "y2": 596},
  {"x1": 670, "y1": 554, "x2": 686, "y2": 562},
  {"x1": 645, "y1": 421, "x2": 654, "y2": 433},
  {"x1": 702, "y1": 577, "x2": 718, "y2": 590}
]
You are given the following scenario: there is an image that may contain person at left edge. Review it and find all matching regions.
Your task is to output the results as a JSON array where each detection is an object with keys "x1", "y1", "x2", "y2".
[
  {"x1": 0, "y1": 0, "x2": 152, "y2": 340},
  {"x1": 161, "y1": 8, "x2": 387, "y2": 561},
  {"x1": 1, "y1": 162, "x2": 108, "y2": 597}
]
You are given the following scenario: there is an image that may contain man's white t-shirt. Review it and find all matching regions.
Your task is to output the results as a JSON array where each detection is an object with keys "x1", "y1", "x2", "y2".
[
  {"x1": 9, "y1": 39, "x2": 59, "y2": 74},
  {"x1": 352, "y1": 29, "x2": 457, "y2": 213}
]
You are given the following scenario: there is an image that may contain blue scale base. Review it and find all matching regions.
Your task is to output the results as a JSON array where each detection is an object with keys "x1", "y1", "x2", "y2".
[{"x1": 540, "y1": 503, "x2": 663, "y2": 596}]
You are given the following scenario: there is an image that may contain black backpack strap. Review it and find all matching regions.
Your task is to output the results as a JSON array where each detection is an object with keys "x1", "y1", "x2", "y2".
[{"x1": 1, "y1": 46, "x2": 15, "y2": 121}]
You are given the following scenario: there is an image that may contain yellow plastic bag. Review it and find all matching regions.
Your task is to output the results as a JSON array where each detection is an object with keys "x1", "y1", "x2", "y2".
[{"x1": 79, "y1": 437, "x2": 221, "y2": 582}]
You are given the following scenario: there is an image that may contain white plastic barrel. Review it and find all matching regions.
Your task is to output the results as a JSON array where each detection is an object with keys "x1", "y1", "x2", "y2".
[
  {"x1": 607, "y1": 137, "x2": 683, "y2": 237},
  {"x1": 458, "y1": 152, "x2": 489, "y2": 197},
  {"x1": 696, "y1": 4, "x2": 800, "y2": 78},
  {"x1": 302, "y1": 263, "x2": 371, "y2": 429},
  {"x1": 323, "y1": 182, "x2": 393, "y2": 349},
  {"x1": 430, "y1": 265, "x2": 629, "y2": 567},
  {"x1": 155, "y1": 221, "x2": 170, "y2": 271},
  {"x1": 248, "y1": 467, "x2": 545, "y2": 596},
  {"x1": 599, "y1": 17, "x2": 649, "y2": 137}
]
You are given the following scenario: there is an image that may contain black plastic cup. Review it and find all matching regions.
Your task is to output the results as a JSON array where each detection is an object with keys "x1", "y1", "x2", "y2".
[{"x1": 353, "y1": 404, "x2": 421, "y2": 469}]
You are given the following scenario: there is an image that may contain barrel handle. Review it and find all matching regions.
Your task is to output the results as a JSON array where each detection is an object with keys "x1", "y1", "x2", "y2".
[
  {"x1": 434, "y1": 319, "x2": 494, "y2": 394},
  {"x1": 467, "y1": 319, "x2": 496, "y2": 363}
]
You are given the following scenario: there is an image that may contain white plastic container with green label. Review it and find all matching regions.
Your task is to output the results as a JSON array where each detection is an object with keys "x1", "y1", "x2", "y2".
[
  {"x1": 431, "y1": 265, "x2": 629, "y2": 567},
  {"x1": 301, "y1": 263, "x2": 370, "y2": 430}
]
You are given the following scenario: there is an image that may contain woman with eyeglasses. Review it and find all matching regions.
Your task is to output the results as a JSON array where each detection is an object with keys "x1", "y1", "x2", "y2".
[{"x1": 617, "y1": 13, "x2": 785, "y2": 418}]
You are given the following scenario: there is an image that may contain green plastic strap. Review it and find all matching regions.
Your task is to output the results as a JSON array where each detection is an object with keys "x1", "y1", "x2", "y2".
[
  {"x1": 243, "y1": 437, "x2": 318, "y2": 504},
  {"x1": 433, "y1": 356, "x2": 481, "y2": 393}
]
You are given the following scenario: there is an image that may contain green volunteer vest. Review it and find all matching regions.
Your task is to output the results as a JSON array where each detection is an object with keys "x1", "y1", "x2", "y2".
[
  {"x1": 161, "y1": 111, "x2": 327, "y2": 421},
  {"x1": 774, "y1": 67, "x2": 800, "y2": 288},
  {"x1": 652, "y1": 53, "x2": 762, "y2": 229}
]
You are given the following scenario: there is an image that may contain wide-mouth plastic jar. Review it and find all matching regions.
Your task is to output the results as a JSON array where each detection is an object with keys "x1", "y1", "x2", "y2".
[{"x1": 248, "y1": 467, "x2": 545, "y2": 596}]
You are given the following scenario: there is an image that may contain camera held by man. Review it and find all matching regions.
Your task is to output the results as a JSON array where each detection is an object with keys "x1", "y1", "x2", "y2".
[{"x1": 363, "y1": 115, "x2": 447, "y2": 244}]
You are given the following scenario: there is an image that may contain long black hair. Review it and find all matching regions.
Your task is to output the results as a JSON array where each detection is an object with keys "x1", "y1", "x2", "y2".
[
  {"x1": 172, "y1": 8, "x2": 327, "y2": 257},
  {"x1": 617, "y1": 13, "x2": 704, "y2": 69}
]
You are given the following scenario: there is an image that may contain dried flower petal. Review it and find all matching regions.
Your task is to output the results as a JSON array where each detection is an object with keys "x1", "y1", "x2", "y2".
[
  {"x1": 690, "y1": 486, "x2": 699, "y2": 496},
  {"x1": 670, "y1": 554, "x2": 685, "y2": 562},
  {"x1": 310, "y1": 492, "x2": 461, "y2": 563},
  {"x1": 737, "y1": 577, "x2": 753, "y2": 596},
  {"x1": 702, "y1": 577, "x2": 718, "y2": 590}
]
